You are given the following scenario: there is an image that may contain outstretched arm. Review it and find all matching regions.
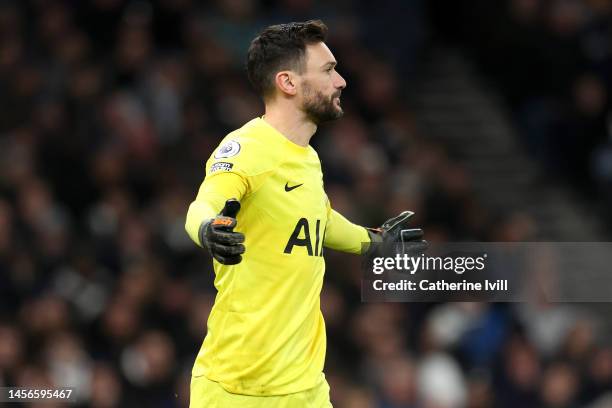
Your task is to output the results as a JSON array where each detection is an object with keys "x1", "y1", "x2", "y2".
[
  {"x1": 185, "y1": 172, "x2": 247, "y2": 247},
  {"x1": 323, "y1": 208, "x2": 370, "y2": 254},
  {"x1": 323, "y1": 205, "x2": 427, "y2": 256}
]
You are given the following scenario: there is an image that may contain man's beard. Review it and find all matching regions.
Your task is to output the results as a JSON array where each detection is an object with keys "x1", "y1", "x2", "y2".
[{"x1": 301, "y1": 85, "x2": 343, "y2": 125}]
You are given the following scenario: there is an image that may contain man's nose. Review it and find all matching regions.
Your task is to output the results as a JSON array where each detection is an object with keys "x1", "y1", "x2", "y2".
[{"x1": 335, "y1": 72, "x2": 346, "y2": 89}]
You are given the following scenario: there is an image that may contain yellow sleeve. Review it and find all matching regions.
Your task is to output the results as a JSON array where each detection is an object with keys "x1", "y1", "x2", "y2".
[
  {"x1": 186, "y1": 130, "x2": 280, "y2": 247},
  {"x1": 185, "y1": 172, "x2": 248, "y2": 247},
  {"x1": 323, "y1": 208, "x2": 370, "y2": 254}
]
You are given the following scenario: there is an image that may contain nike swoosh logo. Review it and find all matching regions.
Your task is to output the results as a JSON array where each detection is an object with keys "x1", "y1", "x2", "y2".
[{"x1": 284, "y1": 182, "x2": 303, "y2": 192}]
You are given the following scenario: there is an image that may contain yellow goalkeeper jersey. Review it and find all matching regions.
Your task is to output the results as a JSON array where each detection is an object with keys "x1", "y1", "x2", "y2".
[{"x1": 185, "y1": 117, "x2": 368, "y2": 396}]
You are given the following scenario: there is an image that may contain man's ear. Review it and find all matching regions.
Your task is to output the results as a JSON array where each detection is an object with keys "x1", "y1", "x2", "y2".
[{"x1": 274, "y1": 71, "x2": 298, "y2": 96}]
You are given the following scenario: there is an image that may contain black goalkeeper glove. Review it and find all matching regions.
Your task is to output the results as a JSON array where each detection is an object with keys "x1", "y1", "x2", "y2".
[
  {"x1": 366, "y1": 211, "x2": 427, "y2": 257},
  {"x1": 198, "y1": 199, "x2": 245, "y2": 265}
]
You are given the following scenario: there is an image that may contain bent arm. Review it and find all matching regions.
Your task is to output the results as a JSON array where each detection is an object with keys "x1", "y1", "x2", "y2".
[
  {"x1": 323, "y1": 208, "x2": 370, "y2": 254},
  {"x1": 185, "y1": 172, "x2": 248, "y2": 247}
]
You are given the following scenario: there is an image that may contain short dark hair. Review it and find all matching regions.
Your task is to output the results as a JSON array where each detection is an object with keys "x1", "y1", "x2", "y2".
[{"x1": 247, "y1": 20, "x2": 328, "y2": 99}]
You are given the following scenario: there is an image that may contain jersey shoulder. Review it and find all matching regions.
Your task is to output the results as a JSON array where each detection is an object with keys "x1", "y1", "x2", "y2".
[{"x1": 206, "y1": 119, "x2": 283, "y2": 178}]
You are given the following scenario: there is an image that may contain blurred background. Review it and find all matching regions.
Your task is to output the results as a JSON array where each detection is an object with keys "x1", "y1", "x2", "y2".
[{"x1": 0, "y1": 0, "x2": 611, "y2": 407}]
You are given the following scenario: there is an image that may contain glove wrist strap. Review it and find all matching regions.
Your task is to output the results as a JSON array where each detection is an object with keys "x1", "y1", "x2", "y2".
[
  {"x1": 364, "y1": 228, "x2": 383, "y2": 256},
  {"x1": 198, "y1": 219, "x2": 212, "y2": 248}
]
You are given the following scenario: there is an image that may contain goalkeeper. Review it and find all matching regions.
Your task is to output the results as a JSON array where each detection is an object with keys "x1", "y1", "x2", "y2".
[{"x1": 185, "y1": 19, "x2": 426, "y2": 408}]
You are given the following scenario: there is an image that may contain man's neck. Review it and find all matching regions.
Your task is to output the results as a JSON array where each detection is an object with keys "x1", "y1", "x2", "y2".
[{"x1": 262, "y1": 104, "x2": 317, "y2": 147}]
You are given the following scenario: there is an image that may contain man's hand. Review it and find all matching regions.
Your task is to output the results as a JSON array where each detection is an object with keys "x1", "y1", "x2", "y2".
[
  {"x1": 366, "y1": 211, "x2": 427, "y2": 256},
  {"x1": 199, "y1": 199, "x2": 245, "y2": 265}
]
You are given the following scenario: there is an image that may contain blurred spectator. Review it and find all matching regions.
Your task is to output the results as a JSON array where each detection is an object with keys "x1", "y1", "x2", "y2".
[{"x1": 540, "y1": 362, "x2": 579, "y2": 408}]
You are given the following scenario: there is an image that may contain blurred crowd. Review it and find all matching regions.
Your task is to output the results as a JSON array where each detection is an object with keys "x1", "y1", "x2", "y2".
[
  {"x1": 429, "y1": 0, "x2": 612, "y2": 222},
  {"x1": 0, "y1": 0, "x2": 610, "y2": 407}
]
